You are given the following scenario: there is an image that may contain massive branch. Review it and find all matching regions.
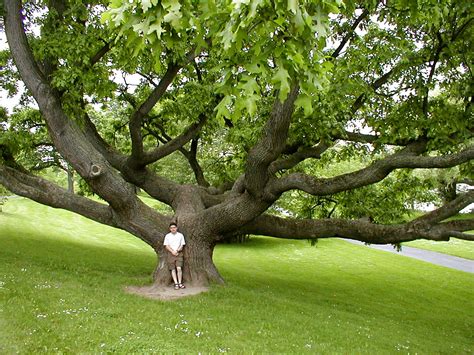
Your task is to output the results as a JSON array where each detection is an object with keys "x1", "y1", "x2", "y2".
[
  {"x1": 128, "y1": 47, "x2": 200, "y2": 163},
  {"x1": 270, "y1": 144, "x2": 474, "y2": 197},
  {"x1": 239, "y1": 192, "x2": 474, "y2": 243},
  {"x1": 245, "y1": 85, "x2": 299, "y2": 199},
  {"x1": 4, "y1": 0, "x2": 171, "y2": 245},
  {"x1": 0, "y1": 164, "x2": 116, "y2": 227},
  {"x1": 5, "y1": 0, "x2": 135, "y2": 210}
]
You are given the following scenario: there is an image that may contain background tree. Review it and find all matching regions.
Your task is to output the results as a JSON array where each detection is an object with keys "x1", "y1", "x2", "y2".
[{"x1": 1, "y1": 0, "x2": 473, "y2": 286}]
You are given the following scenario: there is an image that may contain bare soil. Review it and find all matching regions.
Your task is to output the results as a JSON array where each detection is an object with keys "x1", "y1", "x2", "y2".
[{"x1": 125, "y1": 284, "x2": 209, "y2": 301}]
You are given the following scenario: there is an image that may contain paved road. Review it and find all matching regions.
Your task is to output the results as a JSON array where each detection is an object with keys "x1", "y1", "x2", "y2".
[{"x1": 345, "y1": 239, "x2": 474, "y2": 273}]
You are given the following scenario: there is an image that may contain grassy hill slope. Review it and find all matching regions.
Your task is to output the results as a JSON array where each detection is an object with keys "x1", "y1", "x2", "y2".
[{"x1": 0, "y1": 198, "x2": 473, "y2": 353}]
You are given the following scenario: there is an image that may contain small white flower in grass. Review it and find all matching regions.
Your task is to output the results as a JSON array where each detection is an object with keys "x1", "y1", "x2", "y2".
[
  {"x1": 100, "y1": 343, "x2": 106, "y2": 348},
  {"x1": 35, "y1": 283, "x2": 52, "y2": 289},
  {"x1": 195, "y1": 331, "x2": 203, "y2": 337},
  {"x1": 36, "y1": 314, "x2": 47, "y2": 319},
  {"x1": 21, "y1": 268, "x2": 27, "y2": 272},
  {"x1": 174, "y1": 319, "x2": 188, "y2": 329}
]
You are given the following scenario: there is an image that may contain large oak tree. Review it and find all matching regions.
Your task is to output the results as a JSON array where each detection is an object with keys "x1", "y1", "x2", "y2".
[{"x1": 1, "y1": 0, "x2": 473, "y2": 286}]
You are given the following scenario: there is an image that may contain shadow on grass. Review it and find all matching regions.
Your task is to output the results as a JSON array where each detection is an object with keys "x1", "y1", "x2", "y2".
[{"x1": 218, "y1": 235, "x2": 318, "y2": 251}]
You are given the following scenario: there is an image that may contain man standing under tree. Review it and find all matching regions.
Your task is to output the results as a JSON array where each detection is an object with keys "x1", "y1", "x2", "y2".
[{"x1": 163, "y1": 223, "x2": 186, "y2": 290}]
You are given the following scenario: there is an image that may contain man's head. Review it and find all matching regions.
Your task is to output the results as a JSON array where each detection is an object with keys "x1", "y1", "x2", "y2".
[{"x1": 169, "y1": 223, "x2": 178, "y2": 233}]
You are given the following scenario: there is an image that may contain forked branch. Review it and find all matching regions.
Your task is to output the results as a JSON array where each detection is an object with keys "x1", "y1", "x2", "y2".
[{"x1": 129, "y1": 63, "x2": 181, "y2": 161}]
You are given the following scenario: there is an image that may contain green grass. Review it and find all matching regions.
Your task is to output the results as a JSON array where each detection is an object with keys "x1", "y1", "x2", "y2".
[
  {"x1": 405, "y1": 238, "x2": 474, "y2": 260},
  {"x1": 1, "y1": 198, "x2": 473, "y2": 353}
]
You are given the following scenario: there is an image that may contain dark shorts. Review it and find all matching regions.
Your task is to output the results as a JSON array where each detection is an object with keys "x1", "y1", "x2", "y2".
[{"x1": 167, "y1": 252, "x2": 184, "y2": 271}]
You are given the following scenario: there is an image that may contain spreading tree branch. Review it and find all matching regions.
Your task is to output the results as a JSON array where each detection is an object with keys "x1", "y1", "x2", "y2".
[
  {"x1": 350, "y1": 67, "x2": 396, "y2": 114},
  {"x1": 0, "y1": 164, "x2": 116, "y2": 227},
  {"x1": 129, "y1": 63, "x2": 181, "y2": 162},
  {"x1": 80, "y1": 111, "x2": 127, "y2": 168},
  {"x1": 269, "y1": 142, "x2": 331, "y2": 174},
  {"x1": 270, "y1": 143, "x2": 474, "y2": 196},
  {"x1": 90, "y1": 40, "x2": 112, "y2": 67},
  {"x1": 410, "y1": 190, "x2": 474, "y2": 225},
  {"x1": 179, "y1": 138, "x2": 210, "y2": 187},
  {"x1": 238, "y1": 192, "x2": 474, "y2": 243},
  {"x1": 422, "y1": 31, "x2": 444, "y2": 115},
  {"x1": 141, "y1": 117, "x2": 210, "y2": 186},
  {"x1": 4, "y1": 0, "x2": 160, "y2": 217},
  {"x1": 140, "y1": 113, "x2": 208, "y2": 166},
  {"x1": 331, "y1": 8, "x2": 370, "y2": 59}
]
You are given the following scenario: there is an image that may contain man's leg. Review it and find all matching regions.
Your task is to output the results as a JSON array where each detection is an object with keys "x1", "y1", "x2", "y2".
[
  {"x1": 176, "y1": 266, "x2": 183, "y2": 284},
  {"x1": 171, "y1": 269, "x2": 178, "y2": 285}
]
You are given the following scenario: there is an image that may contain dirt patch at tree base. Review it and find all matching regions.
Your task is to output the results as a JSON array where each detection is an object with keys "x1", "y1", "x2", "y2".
[{"x1": 125, "y1": 284, "x2": 209, "y2": 301}]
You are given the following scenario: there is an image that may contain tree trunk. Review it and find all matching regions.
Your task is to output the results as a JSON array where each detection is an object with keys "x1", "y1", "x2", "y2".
[{"x1": 153, "y1": 233, "x2": 224, "y2": 287}]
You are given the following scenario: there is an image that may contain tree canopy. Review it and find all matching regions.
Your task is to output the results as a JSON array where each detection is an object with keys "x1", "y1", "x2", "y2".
[{"x1": 1, "y1": 0, "x2": 473, "y2": 285}]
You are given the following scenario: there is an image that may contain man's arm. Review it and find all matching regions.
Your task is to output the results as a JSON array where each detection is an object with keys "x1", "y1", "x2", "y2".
[
  {"x1": 177, "y1": 233, "x2": 185, "y2": 252},
  {"x1": 165, "y1": 245, "x2": 178, "y2": 255}
]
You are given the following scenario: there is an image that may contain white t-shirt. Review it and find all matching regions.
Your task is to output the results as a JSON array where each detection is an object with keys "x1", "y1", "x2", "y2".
[{"x1": 163, "y1": 232, "x2": 186, "y2": 252}]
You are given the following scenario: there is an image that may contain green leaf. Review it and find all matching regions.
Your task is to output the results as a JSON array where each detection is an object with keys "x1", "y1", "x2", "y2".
[
  {"x1": 132, "y1": 21, "x2": 149, "y2": 34},
  {"x1": 295, "y1": 94, "x2": 313, "y2": 116},
  {"x1": 272, "y1": 66, "x2": 291, "y2": 102},
  {"x1": 162, "y1": 0, "x2": 183, "y2": 29},
  {"x1": 215, "y1": 95, "x2": 233, "y2": 122},
  {"x1": 141, "y1": 0, "x2": 153, "y2": 12},
  {"x1": 293, "y1": 8, "x2": 305, "y2": 33},
  {"x1": 100, "y1": 11, "x2": 111, "y2": 24},
  {"x1": 245, "y1": 95, "x2": 258, "y2": 116},
  {"x1": 240, "y1": 76, "x2": 260, "y2": 95},
  {"x1": 288, "y1": 0, "x2": 298, "y2": 14},
  {"x1": 245, "y1": 62, "x2": 265, "y2": 74},
  {"x1": 148, "y1": 21, "x2": 165, "y2": 38}
]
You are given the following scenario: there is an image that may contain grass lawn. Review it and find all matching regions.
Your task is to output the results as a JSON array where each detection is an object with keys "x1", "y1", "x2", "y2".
[
  {"x1": 405, "y1": 238, "x2": 474, "y2": 260},
  {"x1": 0, "y1": 198, "x2": 473, "y2": 353}
]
